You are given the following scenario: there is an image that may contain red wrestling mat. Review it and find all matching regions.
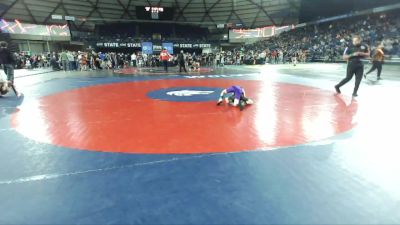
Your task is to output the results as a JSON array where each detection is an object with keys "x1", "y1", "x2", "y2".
[{"x1": 11, "y1": 79, "x2": 357, "y2": 154}]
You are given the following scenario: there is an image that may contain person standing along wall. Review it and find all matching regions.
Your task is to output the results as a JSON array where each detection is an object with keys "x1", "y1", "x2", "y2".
[
  {"x1": 177, "y1": 50, "x2": 187, "y2": 73},
  {"x1": 67, "y1": 51, "x2": 75, "y2": 71},
  {"x1": 215, "y1": 53, "x2": 221, "y2": 67},
  {"x1": 160, "y1": 48, "x2": 171, "y2": 72},
  {"x1": 131, "y1": 52, "x2": 137, "y2": 67},
  {"x1": 272, "y1": 50, "x2": 278, "y2": 64},
  {"x1": 60, "y1": 51, "x2": 69, "y2": 71}
]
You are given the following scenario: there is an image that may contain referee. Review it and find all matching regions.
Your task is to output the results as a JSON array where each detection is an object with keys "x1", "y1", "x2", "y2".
[{"x1": 335, "y1": 35, "x2": 370, "y2": 97}]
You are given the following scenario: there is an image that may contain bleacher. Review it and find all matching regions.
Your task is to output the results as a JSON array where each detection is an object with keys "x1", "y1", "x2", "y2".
[{"x1": 241, "y1": 8, "x2": 400, "y2": 65}]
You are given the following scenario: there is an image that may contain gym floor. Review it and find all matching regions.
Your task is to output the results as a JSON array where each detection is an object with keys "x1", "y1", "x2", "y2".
[{"x1": 0, "y1": 63, "x2": 399, "y2": 224}]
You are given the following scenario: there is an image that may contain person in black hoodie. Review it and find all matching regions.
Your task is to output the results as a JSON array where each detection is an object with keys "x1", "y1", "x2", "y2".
[
  {"x1": 177, "y1": 50, "x2": 187, "y2": 73},
  {"x1": 0, "y1": 41, "x2": 21, "y2": 97},
  {"x1": 0, "y1": 42, "x2": 15, "y2": 83}
]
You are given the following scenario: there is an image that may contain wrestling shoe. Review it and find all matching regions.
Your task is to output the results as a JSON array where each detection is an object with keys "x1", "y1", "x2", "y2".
[
  {"x1": 239, "y1": 100, "x2": 246, "y2": 111},
  {"x1": 335, "y1": 85, "x2": 341, "y2": 94}
]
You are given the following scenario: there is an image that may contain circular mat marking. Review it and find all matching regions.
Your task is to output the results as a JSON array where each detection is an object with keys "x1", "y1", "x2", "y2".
[{"x1": 11, "y1": 79, "x2": 357, "y2": 154}]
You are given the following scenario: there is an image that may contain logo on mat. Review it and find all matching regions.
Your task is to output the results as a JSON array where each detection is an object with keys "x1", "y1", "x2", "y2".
[
  {"x1": 147, "y1": 86, "x2": 223, "y2": 102},
  {"x1": 166, "y1": 90, "x2": 214, "y2": 96}
]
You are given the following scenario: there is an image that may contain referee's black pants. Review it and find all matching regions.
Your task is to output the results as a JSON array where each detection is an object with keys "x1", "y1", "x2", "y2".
[
  {"x1": 179, "y1": 61, "x2": 187, "y2": 72},
  {"x1": 336, "y1": 62, "x2": 364, "y2": 95}
]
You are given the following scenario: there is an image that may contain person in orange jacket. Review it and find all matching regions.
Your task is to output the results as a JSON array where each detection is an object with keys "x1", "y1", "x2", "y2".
[{"x1": 159, "y1": 48, "x2": 171, "y2": 72}]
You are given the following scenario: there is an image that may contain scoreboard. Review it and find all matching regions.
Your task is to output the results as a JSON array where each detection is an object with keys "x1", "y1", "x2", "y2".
[{"x1": 136, "y1": 6, "x2": 174, "y2": 20}]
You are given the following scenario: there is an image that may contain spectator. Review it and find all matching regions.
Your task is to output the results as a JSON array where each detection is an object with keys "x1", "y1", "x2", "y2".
[{"x1": 60, "y1": 51, "x2": 69, "y2": 71}]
